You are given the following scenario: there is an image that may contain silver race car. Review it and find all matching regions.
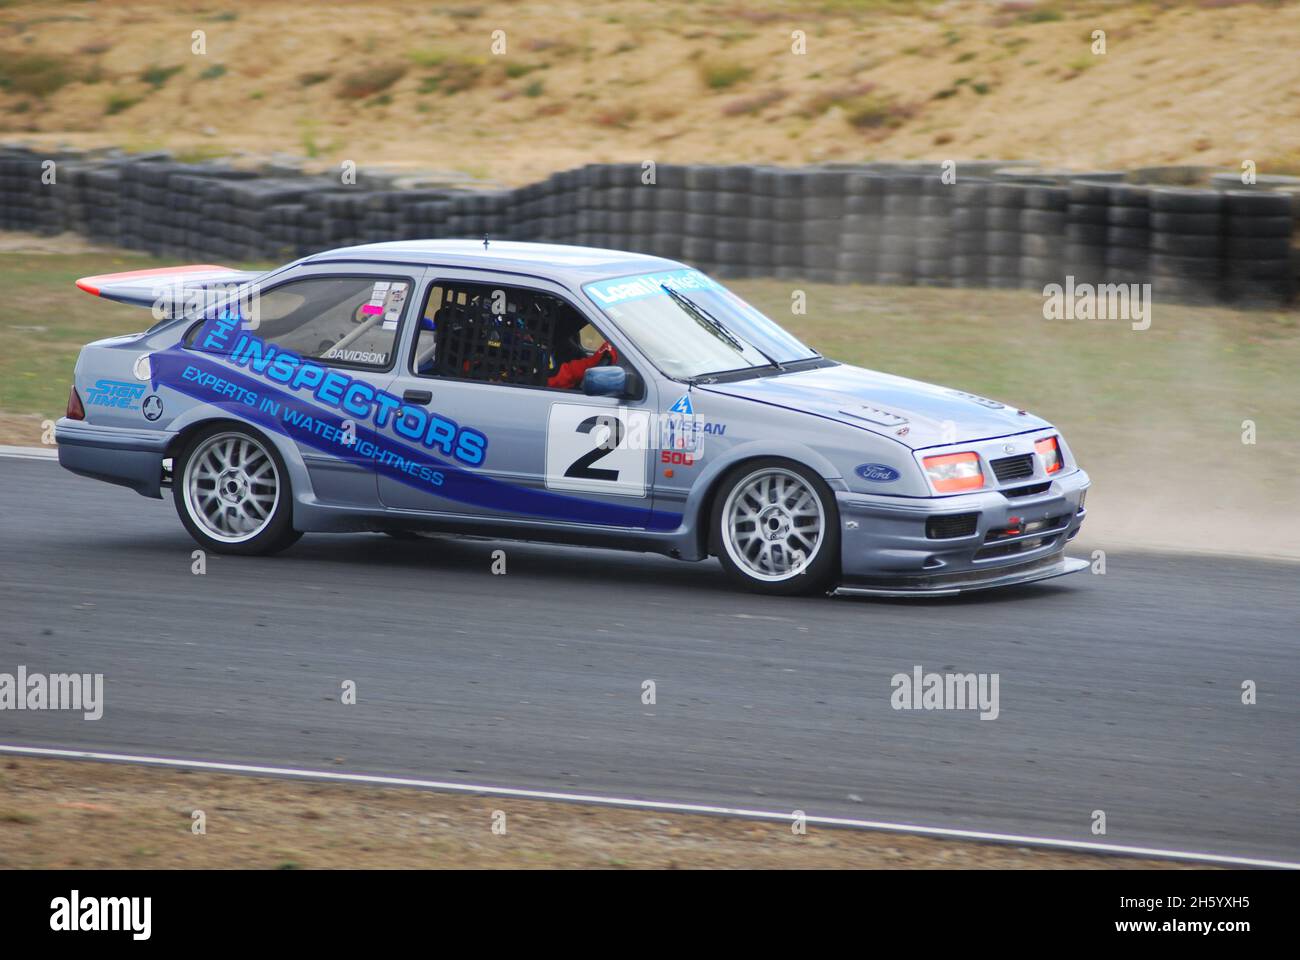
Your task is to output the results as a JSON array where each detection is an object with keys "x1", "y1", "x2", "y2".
[{"x1": 58, "y1": 240, "x2": 1090, "y2": 596}]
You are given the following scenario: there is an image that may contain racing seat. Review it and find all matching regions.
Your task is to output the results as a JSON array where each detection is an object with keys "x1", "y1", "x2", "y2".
[{"x1": 414, "y1": 309, "x2": 441, "y2": 373}]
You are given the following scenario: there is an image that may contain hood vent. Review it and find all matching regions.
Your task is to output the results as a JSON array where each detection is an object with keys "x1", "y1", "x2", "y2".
[
  {"x1": 948, "y1": 390, "x2": 1006, "y2": 410},
  {"x1": 837, "y1": 405, "x2": 908, "y2": 427}
]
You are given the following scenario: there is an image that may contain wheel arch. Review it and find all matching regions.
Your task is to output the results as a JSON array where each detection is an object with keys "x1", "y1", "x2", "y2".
[
  {"x1": 163, "y1": 413, "x2": 315, "y2": 503},
  {"x1": 687, "y1": 442, "x2": 843, "y2": 559}
]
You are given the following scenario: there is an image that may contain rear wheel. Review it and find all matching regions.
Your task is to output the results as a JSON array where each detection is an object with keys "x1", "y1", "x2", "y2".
[
  {"x1": 173, "y1": 425, "x2": 301, "y2": 555},
  {"x1": 711, "y1": 459, "x2": 840, "y2": 595}
]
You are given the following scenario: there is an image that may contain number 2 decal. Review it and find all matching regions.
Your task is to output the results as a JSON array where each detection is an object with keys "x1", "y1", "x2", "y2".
[
  {"x1": 564, "y1": 415, "x2": 625, "y2": 482},
  {"x1": 546, "y1": 403, "x2": 649, "y2": 498}
]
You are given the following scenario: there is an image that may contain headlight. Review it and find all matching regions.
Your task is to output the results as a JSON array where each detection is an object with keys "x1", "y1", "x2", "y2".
[
  {"x1": 922, "y1": 451, "x2": 984, "y2": 492},
  {"x1": 1034, "y1": 436, "x2": 1063, "y2": 474}
]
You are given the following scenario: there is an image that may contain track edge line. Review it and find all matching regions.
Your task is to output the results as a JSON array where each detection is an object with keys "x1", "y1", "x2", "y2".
[{"x1": 1, "y1": 744, "x2": 1294, "y2": 870}]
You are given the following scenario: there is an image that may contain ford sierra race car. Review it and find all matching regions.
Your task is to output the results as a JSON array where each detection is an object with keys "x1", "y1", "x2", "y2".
[{"x1": 57, "y1": 240, "x2": 1090, "y2": 596}]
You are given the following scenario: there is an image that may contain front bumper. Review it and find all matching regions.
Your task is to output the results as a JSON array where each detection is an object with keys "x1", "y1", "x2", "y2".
[
  {"x1": 55, "y1": 418, "x2": 172, "y2": 499},
  {"x1": 835, "y1": 467, "x2": 1090, "y2": 595}
]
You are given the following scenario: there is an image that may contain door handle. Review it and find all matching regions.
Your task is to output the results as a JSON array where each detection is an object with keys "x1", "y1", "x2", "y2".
[{"x1": 403, "y1": 389, "x2": 432, "y2": 405}]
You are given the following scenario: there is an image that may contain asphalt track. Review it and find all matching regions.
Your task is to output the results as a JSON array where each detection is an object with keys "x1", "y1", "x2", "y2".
[{"x1": 0, "y1": 454, "x2": 1296, "y2": 863}]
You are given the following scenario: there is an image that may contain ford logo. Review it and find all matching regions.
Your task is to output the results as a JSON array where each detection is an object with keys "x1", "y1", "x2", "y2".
[{"x1": 856, "y1": 463, "x2": 900, "y2": 483}]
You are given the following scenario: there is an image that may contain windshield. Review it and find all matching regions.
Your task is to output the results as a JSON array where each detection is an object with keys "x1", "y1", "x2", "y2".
[{"x1": 583, "y1": 268, "x2": 818, "y2": 380}]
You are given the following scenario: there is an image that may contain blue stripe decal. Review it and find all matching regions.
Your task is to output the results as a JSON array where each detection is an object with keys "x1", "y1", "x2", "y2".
[{"x1": 151, "y1": 349, "x2": 681, "y2": 531}]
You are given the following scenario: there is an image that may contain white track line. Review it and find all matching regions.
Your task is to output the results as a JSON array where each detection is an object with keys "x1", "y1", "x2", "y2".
[
  {"x1": 0, "y1": 445, "x2": 56, "y2": 460},
  {"x1": 2, "y1": 744, "x2": 1294, "y2": 869}
]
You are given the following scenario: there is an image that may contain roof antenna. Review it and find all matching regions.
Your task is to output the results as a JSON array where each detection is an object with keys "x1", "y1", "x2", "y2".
[{"x1": 483, "y1": 234, "x2": 490, "y2": 249}]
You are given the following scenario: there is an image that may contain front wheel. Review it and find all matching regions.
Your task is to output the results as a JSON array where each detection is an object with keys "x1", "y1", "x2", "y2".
[
  {"x1": 711, "y1": 459, "x2": 840, "y2": 596},
  {"x1": 173, "y1": 424, "x2": 302, "y2": 555}
]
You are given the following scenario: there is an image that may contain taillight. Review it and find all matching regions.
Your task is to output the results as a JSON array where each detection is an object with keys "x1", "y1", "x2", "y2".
[
  {"x1": 922, "y1": 451, "x2": 984, "y2": 493},
  {"x1": 66, "y1": 385, "x2": 85, "y2": 421},
  {"x1": 1035, "y1": 436, "x2": 1062, "y2": 474}
]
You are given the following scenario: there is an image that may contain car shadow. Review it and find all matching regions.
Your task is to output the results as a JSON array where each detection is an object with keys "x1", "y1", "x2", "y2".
[
  {"x1": 58, "y1": 527, "x2": 1090, "y2": 605},
  {"x1": 289, "y1": 531, "x2": 724, "y2": 590}
]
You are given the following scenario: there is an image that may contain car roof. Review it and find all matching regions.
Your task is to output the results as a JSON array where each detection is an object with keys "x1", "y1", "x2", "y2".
[{"x1": 301, "y1": 239, "x2": 685, "y2": 285}]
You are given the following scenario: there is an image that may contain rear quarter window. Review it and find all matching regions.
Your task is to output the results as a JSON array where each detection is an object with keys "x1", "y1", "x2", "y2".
[{"x1": 185, "y1": 276, "x2": 410, "y2": 370}]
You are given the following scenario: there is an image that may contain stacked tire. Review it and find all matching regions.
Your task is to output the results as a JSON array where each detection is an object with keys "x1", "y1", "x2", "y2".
[
  {"x1": 706, "y1": 164, "x2": 755, "y2": 277},
  {"x1": 619, "y1": 162, "x2": 661, "y2": 259},
  {"x1": 1018, "y1": 184, "x2": 1069, "y2": 290},
  {"x1": 873, "y1": 175, "x2": 924, "y2": 286},
  {"x1": 318, "y1": 191, "x2": 372, "y2": 250},
  {"x1": 643, "y1": 163, "x2": 689, "y2": 262},
  {"x1": 768, "y1": 168, "x2": 807, "y2": 280},
  {"x1": 948, "y1": 180, "x2": 990, "y2": 288},
  {"x1": 835, "y1": 172, "x2": 887, "y2": 284},
  {"x1": 1103, "y1": 184, "x2": 1151, "y2": 287},
  {"x1": 914, "y1": 177, "x2": 955, "y2": 287},
  {"x1": 1063, "y1": 181, "x2": 1110, "y2": 287},
  {"x1": 983, "y1": 183, "x2": 1027, "y2": 289},
  {"x1": 740, "y1": 166, "x2": 776, "y2": 278},
  {"x1": 1, "y1": 144, "x2": 1297, "y2": 309},
  {"x1": 550, "y1": 168, "x2": 580, "y2": 246},
  {"x1": 1149, "y1": 188, "x2": 1223, "y2": 304},
  {"x1": 81, "y1": 163, "x2": 127, "y2": 247},
  {"x1": 0, "y1": 149, "x2": 65, "y2": 235},
  {"x1": 799, "y1": 168, "x2": 848, "y2": 283},
  {"x1": 1221, "y1": 191, "x2": 1294, "y2": 306},
  {"x1": 535, "y1": 175, "x2": 564, "y2": 243},
  {"x1": 679, "y1": 166, "x2": 720, "y2": 271},
  {"x1": 573, "y1": 163, "x2": 610, "y2": 249}
]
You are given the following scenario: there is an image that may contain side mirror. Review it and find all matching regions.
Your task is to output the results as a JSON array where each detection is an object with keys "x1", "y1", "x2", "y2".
[{"x1": 581, "y1": 365, "x2": 627, "y2": 397}]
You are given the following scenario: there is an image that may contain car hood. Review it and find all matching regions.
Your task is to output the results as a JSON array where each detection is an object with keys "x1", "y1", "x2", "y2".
[{"x1": 698, "y1": 363, "x2": 1050, "y2": 450}]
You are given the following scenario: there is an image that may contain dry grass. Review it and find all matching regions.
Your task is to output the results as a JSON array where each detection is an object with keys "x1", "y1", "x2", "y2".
[
  {"x1": 0, "y1": 756, "x2": 1205, "y2": 869},
  {"x1": 0, "y1": 0, "x2": 1294, "y2": 182}
]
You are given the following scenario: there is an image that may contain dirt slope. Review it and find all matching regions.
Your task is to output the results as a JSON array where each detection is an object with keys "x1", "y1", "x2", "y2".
[{"x1": 2, "y1": 0, "x2": 1298, "y2": 183}]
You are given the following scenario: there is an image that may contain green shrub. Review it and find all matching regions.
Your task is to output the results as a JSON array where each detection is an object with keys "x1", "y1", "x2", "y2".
[
  {"x1": 1016, "y1": 4, "x2": 1064, "y2": 23},
  {"x1": 700, "y1": 62, "x2": 753, "y2": 90},
  {"x1": 0, "y1": 53, "x2": 76, "y2": 98},
  {"x1": 140, "y1": 64, "x2": 183, "y2": 89},
  {"x1": 105, "y1": 93, "x2": 142, "y2": 115}
]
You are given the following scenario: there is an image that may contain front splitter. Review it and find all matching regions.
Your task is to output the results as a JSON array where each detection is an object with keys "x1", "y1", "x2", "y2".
[{"x1": 834, "y1": 555, "x2": 1091, "y2": 599}]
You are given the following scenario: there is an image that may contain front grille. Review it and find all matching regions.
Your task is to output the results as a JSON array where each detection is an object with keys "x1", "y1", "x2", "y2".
[
  {"x1": 926, "y1": 513, "x2": 979, "y2": 539},
  {"x1": 990, "y1": 453, "x2": 1035, "y2": 483}
]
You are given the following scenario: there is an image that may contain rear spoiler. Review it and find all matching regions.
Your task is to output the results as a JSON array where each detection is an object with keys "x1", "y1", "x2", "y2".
[{"x1": 75, "y1": 264, "x2": 264, "y2": 319}]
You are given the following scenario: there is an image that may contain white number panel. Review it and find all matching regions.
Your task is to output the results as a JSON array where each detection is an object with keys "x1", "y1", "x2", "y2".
[{"x1": 545, "y1": 402, "x2": 651, "y2": 498}]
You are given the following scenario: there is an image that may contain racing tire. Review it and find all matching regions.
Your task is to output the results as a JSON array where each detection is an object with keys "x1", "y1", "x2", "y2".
[
  {"x1": 711, "y1": 459, "x2": 840, "y2": 596},
  {"x1": 172, "y1": 423, "x2": 302, "y2": 556}
]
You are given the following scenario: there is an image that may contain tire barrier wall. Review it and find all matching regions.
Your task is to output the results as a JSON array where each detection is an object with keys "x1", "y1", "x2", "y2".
[{"x1": 1, "y1": 147, "x2": 1295, "y2": 307}]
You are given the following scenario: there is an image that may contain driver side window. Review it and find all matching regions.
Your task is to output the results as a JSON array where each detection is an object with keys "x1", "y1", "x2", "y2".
[{"x1": 412, "y1": 281, "x2": 612, "y2": 391}]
